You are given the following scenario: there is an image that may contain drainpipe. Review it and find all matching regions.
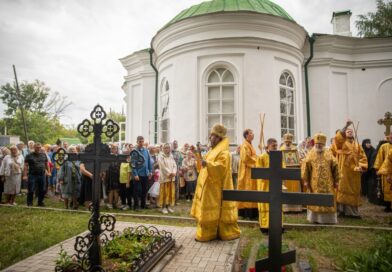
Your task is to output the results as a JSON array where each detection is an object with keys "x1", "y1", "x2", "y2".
[
  {"x1": 304, "y1": 34, "x2": 315, "y2": 137},
  {"x1": 149, "y1": 48, "x2": 158, "y2": 144}
]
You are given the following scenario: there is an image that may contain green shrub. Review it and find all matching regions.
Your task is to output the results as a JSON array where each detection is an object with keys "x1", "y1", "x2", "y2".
[{"x1": 340, "y1": 233, "x2": 392, "y2": 272}]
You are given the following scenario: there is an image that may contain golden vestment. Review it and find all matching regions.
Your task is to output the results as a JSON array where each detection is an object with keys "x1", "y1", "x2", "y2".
[
  {"x1": 374, "y1": 143, "x2": 392, "y2": 207},
  {"x1": 190, "y1": 137, "x2": 240, "y2": 241},
  {"x1": 378, "y1": 148, "x2": 392, "y2": 175},
  {"x1": 256, "y1": 153, "x2": 270, "y2": 228},
  {"x1": 334, "y1": 131, "x2": 368, "y2": 207},
  {"x1": 302, "y1": 148, "x2": 339, "y2": 213},
  {"x1": 237, "y1": 140, "x2": 257, "y2": 209}
]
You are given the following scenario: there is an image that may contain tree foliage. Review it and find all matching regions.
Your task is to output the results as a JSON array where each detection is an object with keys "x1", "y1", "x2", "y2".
[
  {"x1": 0, "y1": 80, "x2": 49, "y2": 116},
  {"x1": 44, "y1": 91, "x2": 73, "y2": 119},
  {"x1": 356, "y1": 0, "x2": 392, "y2": 37},
  {"x1": 0, "y1": 80, "x2": 74, "y2": 143},
  {"x1": 4, "y1": 110, "x2": 63, "y2": 143},
  {"x1": 0, "y1": 80, "x2": 72, "y2": 118}
]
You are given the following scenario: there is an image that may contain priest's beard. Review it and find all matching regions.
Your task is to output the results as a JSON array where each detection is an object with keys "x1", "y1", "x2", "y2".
[{"x1": 315, "y1": 146, "x2": 325, "y2": 153}]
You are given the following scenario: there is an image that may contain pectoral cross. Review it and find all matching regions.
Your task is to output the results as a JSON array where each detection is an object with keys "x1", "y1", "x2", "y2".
[
  {"x1": 223, "y1": 151, "x2": 334, "y2": 272},
  {"x1": 378, "y1": 112, "x2": 392, "y2": 137}
]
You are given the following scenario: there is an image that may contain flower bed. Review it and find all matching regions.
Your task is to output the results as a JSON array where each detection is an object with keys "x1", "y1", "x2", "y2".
[{"x1": 56, "y1": 225, "x2": 175, "y2": 272}]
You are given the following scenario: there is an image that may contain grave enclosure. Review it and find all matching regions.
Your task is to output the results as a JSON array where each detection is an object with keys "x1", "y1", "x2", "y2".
[{"x1": 53, "y1": 105, "x2": 176, "y2": 272}]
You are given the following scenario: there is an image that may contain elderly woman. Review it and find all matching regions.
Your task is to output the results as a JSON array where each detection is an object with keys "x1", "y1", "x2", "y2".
[
  {"x1": 0, "y1": 146, "x2": 24, "y2": 205},
  {"x1": 158, "y1": 143, "x2": 177, "y2": 214},
  {"x1": 58, "y1": 146, "x2": 81, "y2": 209}
]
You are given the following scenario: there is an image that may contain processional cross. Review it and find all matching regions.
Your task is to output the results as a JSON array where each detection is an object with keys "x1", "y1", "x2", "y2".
[
  {"x1": 54, "y1": 105, "x2": 144, "y2": 272},
  {"x1": 378, "y1": 112, "x2": 392, "y2": 137},
  {"x1": 223, "y1": 151, "x2": 334, "y2": 272}
]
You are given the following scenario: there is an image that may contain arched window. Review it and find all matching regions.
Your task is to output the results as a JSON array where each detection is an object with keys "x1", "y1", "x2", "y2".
[
  {"x1": 160, "y1": 79, "x2": 170, "y2": 143},
  {"x1": 206, "y1": 68, "x2": 236, "y2": 143},
  {"x1": 279, "y1": 71, "x2": 296, "y2": 140}
]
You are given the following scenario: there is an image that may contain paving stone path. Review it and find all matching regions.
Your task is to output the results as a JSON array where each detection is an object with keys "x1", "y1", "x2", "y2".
[{"x1": 3, "y1": 222, "x2": 239, "y2": 272}]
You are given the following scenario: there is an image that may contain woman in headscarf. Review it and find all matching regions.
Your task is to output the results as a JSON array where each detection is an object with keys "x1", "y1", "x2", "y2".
[
  {"x1": 58, "y1": 146, "x2": 81, "y2": 209},
  {"x1": 182, "y1": 150, "x2": 197, "y2": 201},
  {"x1": 0, "y1": 146, "x2": 24, "y2": 205}
]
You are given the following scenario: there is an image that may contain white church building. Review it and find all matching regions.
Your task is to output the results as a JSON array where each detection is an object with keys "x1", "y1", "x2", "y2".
[{"x1": 120, "y1": 0, "x2": 392, "y2": 146}]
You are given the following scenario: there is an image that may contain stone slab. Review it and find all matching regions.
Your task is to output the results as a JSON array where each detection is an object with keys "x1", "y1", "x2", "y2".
[{"x1": 2, "y1": 222, "x2": 239, "y2": 272}]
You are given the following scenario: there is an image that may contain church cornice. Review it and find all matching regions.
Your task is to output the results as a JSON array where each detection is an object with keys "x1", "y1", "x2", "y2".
[
  {"x1": 152, "y1": 12, "x2": 307, "y2": 57},
  {"x1": 123, "y1": 71, "x2": 155, "y2": 82},
  {"x1": 313, "y1": 34, "x2": 392, "y2": 55},
  {"x1": 154, "y1": 36, "x2": 304, "y2": 68},
  {"x1": 119, "y1": 50, "x2": 154, "y2": 73},
  {"x1": 309, "y1": 58, "x2": 392, "y2": 69}
]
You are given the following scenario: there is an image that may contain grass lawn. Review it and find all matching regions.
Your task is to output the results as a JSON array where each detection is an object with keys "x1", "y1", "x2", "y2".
[
  {"x1": 238, "y1": 226, "x2": 391, "y2": 271},
  {"x1": 0, "y1": 207, "x2": 89, "y2": 270},
  {"x1": 13, "y1": 193, "x2": 392, "y2": 227},
  {"x1": 3, "y1": 193, "x2": 391, "y2": 271},
  {"x1": 0, "y1": 206, "x2": 196, "y2": 270}
]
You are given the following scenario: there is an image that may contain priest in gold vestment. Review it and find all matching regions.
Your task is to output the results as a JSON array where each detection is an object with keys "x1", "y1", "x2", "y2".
[
  {"x1": 280, "y1": 133, "x2": 302, "y2": 212},
  {"x1": 256, "y1": 138, "x2": 278, "y2": 233},
  {"x1": 333, "y1": 121, "x2": 368, "y2": 218},
  {"x1": 302, "y1": 133, "x2": 340, "y2": 224},
  {"x1": 373, "y1": 132, "x2": 392, "y2": 212},
  {"x1": 191, "y1": 124, "x2": 240, "y2": 242},
  {"x1": 377, "y1": 147, "x2": 392, "y2": 209},
  {"x1": 237, "y1": 129, "x2": 258, "y2": 219}
]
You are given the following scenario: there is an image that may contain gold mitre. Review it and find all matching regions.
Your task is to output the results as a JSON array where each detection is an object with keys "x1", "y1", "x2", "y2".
[
  {"x1": 283, "y1": 133, "x2": 294, "y2": 142},
  {"x1": 210, "y1": 124, "x2": 227, "y2": 138},
  {"x1": 314, "y1": 133, "x2": 327, "y2": 145}
]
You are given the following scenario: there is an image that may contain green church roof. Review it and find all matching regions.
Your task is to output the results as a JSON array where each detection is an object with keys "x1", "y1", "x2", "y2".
[{"x1": 166, "y1": 0, "x2": 294, "y2": 27}]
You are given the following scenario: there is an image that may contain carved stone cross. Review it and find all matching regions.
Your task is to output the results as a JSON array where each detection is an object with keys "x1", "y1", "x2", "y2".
[
  {"x1": 378, "y1": 111, "x2": 392, "y2": 137},
  {"x1": 223, "y1": 151, "x2": 334, "y2": 272}
]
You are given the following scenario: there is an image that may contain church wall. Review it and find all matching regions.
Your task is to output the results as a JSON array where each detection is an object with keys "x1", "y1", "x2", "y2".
[
  {"x1": 155, "y1": 41, "x2": 304, "y2": 148},
  {"x1": 153, "y1": 13, "x2": 306, "y2": 57},
  {"x1": 307, "y1": 35, "x2": 392, "y2": 145},
  {"x1": 123, "y1": 78, "x2": 154, "y2": 144},
  {"x1": 330, "y1": 70, "x2": 350, "y2": 137},
  {"x1": 130, "y1": 83, "x2": 142, "y2": 142},
  {"x1": 150, "y1": 11, "x2": 307, "y2": 148},
  {"x1": 351, "y1": 67, "x2": 392, "y2": 143},
  {"x1": 309, "y1": 63, "x2": 392, "y2": 144},
  {"x1": 307, "y1": 65, "x2": 332, "y2": 139},
  {"x1": 120, "y1": 51, "x2": 155, "y2": 144},
  {"x1": 141, "y1": 77, "x2": 156, "y2": 144}
]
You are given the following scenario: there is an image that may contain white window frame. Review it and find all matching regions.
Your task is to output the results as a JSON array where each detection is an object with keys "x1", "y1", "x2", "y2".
[
  {"x1": 159, "y1": 79, "x2": 170, "y2": 144},
  {"x1": 279, "y1": 70, "x2": 296, "y2": 142},
  {"x1": 205, "y1": 67, "x2": 237, "y2": 144}
]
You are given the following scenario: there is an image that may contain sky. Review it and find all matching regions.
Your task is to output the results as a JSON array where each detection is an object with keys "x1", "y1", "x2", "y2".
[{"x1": 0, "y1": 0, "x2": 377, "y2": 126}]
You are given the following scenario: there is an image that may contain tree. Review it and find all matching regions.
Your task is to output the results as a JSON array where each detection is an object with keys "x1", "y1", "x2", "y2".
[
  {"x1": 356, "y1": 0, "x2": 392, "y2": 37},
  {"x1": 44, "y1": 91, "x2": 73, "y2": 119},
  {"x1": 0, "y1": 79, "x2": 73, "y2": 143},
  {"x1": 106, "y1": 110, "x2": 126, "y2": 143},
  {"x1": 0, "y1": 80, "x2": 49, "y2": 116},
  {"x1": 0, "y1": 79, "x2": 72, "y2": 118},
  {"x1": 4, "y1": 110, "x2": 65, "y2": 143}
]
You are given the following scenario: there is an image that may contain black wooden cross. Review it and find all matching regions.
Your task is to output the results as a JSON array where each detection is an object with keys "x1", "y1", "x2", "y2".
[
  {"x1": 54, "y1": 105, "x2": 144, "y2": 271},
  {"x1": 223, "y1": 151, "x2": 334, "y2": 272}
]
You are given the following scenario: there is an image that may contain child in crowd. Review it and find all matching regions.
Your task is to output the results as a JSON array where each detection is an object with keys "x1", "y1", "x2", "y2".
[
  {"x1": 182, "y1": 151, "x2": 197, "y2": 201},
  {"x1": 148, "y1": 168, "x2": 160, "y2": 208}
]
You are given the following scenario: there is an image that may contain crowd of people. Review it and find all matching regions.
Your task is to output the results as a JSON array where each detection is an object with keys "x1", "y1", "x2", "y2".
[
  {"x1": 0, "y1": 120, "x2": 391, "y2": 242},
  {"x1": 0, "y1": 137, "x2": 202, "y2": 214}
]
